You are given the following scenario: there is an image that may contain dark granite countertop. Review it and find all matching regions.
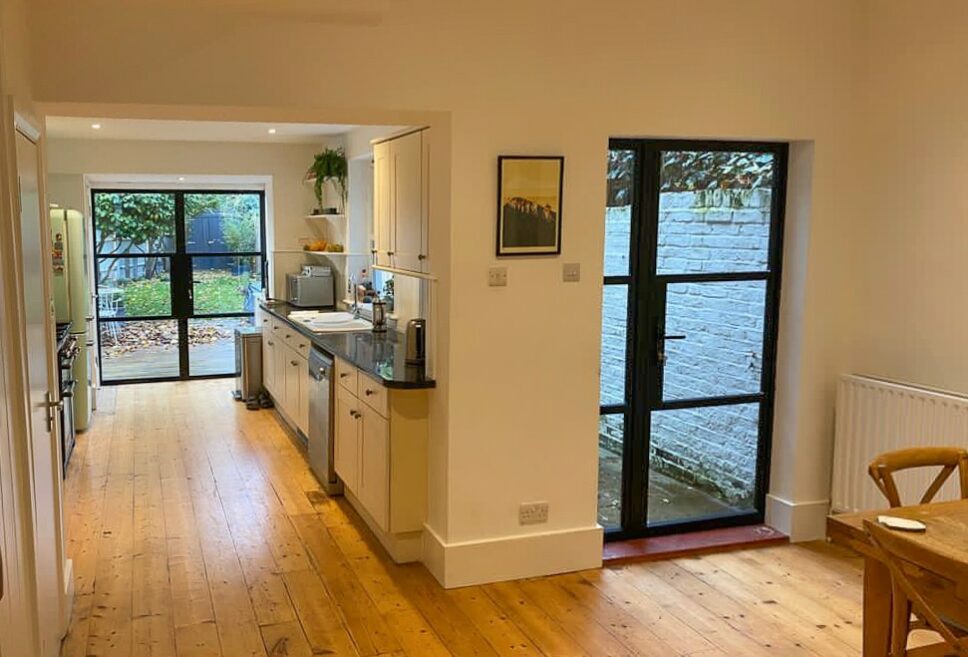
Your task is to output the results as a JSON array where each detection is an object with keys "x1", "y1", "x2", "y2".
[{"x1": 260, "y1": 302, "x2": 435, "y2": 390}]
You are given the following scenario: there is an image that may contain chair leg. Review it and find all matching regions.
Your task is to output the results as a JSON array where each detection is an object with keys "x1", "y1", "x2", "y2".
[{"x1": 891, "y1": 581, "x2": 912, "y2": 657}]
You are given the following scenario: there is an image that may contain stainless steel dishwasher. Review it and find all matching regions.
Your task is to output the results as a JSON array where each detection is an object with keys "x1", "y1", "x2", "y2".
[{"x1": 308, "y1": 346, "x2": 343, "y2": 495}]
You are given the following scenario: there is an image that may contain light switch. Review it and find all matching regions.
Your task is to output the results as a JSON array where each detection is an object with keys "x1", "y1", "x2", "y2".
[
  {"x1": 488, "y1": 266, "x2": 508, "y2": 287},
  {"x1": 562, "y1": 262, "x2": 581, "y2": 283}
]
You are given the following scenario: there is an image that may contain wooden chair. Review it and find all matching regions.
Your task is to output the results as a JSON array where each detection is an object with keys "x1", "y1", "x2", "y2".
[
  {"x1": 868, "y1": 447, "x2": 968, "y2": 508},
  {"x1": 866, "y1": 519, "x2": 968, "y2": 657}
]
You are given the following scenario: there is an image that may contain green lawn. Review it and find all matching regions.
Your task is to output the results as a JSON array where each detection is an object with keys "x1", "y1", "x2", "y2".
[{"x1": 121, "y1": 271, "x2": 255, "y2": 316}]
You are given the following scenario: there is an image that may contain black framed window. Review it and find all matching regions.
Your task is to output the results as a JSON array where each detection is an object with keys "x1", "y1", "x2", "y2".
[{"x1": 92, "y1": 189, "x2": 267, "y2": 384}]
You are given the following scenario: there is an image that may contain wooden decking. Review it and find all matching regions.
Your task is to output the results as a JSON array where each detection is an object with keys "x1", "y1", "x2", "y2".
[{"x1": 61, "y1": 379, "x2": 867, "y2": 657}]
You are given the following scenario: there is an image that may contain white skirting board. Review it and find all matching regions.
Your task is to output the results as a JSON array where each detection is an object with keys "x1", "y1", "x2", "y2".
[
  {"x1": 421, "y1": 523, "x2": 603, "y2": 589},
  {"x1": 765, "y1": 494, "x2": 829, "y2": 542}
]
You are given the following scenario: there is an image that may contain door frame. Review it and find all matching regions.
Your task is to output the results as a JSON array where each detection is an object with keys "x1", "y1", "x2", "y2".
[
  {"x1": 90, "y1": 188, "x2": 268, "y2": 385},
  {"x1": 604, "y1": 138, "x2": 788, "y2": 542}
]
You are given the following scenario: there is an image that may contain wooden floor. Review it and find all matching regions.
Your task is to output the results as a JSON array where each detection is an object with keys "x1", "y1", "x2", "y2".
[{"x1": 61, "y1": 379, "x2": 867, "y2": 657}]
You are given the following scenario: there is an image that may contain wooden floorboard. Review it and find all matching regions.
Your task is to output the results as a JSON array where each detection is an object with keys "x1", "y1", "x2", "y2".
[{"x1": 61, "y1": 379, "x2": 866, "y2": 657}]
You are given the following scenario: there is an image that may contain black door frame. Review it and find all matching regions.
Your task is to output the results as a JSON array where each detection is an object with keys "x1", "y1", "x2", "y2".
[
  {"x1": 603, "y1": 139, "x2": 788, "y2": 542},
  {"x1": 92, "y1": 188, "x2": 268, "y2": 385}
]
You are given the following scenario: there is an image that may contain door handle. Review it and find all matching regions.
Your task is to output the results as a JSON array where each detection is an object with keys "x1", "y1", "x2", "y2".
[
  {"x1": 656, "y1": 334, "x2": 687, "y2": 366},
  {"x1": 44, "y1": 392, "x2": 64, "y2": 433}
]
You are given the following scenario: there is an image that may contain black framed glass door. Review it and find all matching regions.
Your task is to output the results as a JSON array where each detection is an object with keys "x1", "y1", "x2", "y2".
[
  {"x1": 599, "y1": 140, "x2": 787, "y2": 540},
  {"x1": 93, "y1": 190, "x2": 266, "y2": 384}
]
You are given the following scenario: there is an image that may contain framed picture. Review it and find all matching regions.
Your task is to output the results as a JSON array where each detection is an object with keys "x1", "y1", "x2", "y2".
[{"x1": 496, "y1": 156, "x2": 564, "y2": 256}]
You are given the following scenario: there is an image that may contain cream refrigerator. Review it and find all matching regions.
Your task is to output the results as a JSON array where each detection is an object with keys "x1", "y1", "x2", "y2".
[{"x1": 51, "y1": 208, "x2": 95, "y2": 431}]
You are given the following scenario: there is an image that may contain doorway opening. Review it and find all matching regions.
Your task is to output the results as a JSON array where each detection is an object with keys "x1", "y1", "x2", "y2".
[
  {"x1": 92, "y1": 189, "x2": 266, "y2": 383},
  {"x1": 599, "y1": 139, "x2": 788, "y2": 541}
]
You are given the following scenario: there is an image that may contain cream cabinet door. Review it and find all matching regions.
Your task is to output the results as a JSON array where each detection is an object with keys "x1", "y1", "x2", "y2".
[
  {"x1": 274, "y1": 341, "x2": 290, "y2": 411},
  {"x1": 295, "y1": 355, "x2": 309, "y2": 436},
  {"x1": 284, "y1": 347, "x2": 300, "y2": 421},
  {"x1": 262, "y1": 331, "x2": 276, "y2": 394},
  {"x1": 359, "y1": 403, "x2": 389, "y2": 532},
  {"x1": 390, "y1": 130, "x2": 425, "y2": 272},
  {"x1": 334, "y1": 386, "x2": 360, "y2": 492},
  {"x1": 373, "y1": 140, "x2": 394, "y2": 267}
]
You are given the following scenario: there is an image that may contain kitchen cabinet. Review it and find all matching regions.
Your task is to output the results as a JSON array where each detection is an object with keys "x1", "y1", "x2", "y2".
[
  {"x1": 335, "y1": 385, "x2": 360, "y2": 491},
  {"x1": 372, "y1": 129, "x2": 430, "y2": 274},
  {"x1": 262, "y1": 331, "x2": 276, "y2": 395},
  {"x1": 358, "y1": 402, "x2": 389, "y2": 532},
  {"x1": 332, "y1": 358, "x2": 428, "y2": 562},
  {"x1": 264, "y1": 318, "x2": 310, "y2": 437}
]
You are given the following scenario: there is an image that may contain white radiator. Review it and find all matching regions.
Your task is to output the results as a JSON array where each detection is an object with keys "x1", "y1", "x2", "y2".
[{"x1": 831, "y1": 374, "x2": 968, "y2": 513}]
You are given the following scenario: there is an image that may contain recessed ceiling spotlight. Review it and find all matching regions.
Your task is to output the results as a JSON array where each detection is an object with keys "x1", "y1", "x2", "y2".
[
  {"x1": 177, "y1": 176, "x2": 186, "y2": 182},
  {"x1": 268, "y1": 128, "x2": 277, "y2": 134},
  {"x1": 91, "y1": 123, "x2": 102, "y2": 130}
]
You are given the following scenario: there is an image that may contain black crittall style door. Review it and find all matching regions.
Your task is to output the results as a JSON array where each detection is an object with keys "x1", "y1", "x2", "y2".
[
  {"x1": 92, "y1": 189, "x2": 267, "y2": 384},
  {"x1": 598, "y1": 140, "x2": 788, "y2": 540}
]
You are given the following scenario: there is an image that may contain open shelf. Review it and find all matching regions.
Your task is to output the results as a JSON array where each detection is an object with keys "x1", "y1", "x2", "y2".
[
  {"x1": 304, "y1": 214, "x2": 345, "y2": 221},
  {"x1": 273, "y1": 249, "x2": 367, "y2": 256}
]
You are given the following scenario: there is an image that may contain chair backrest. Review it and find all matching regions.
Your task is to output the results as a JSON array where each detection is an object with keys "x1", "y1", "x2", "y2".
[
  {"x1": 868, "y1": 447, "x2": 968, "y2": 508},
  {"x1": 865, "y1": 519, "x2": 968, "y2": 656}
]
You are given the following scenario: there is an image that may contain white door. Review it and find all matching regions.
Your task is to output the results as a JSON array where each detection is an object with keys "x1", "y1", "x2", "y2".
[{"x1": 16, "y1": 127, "x2": 68, "y2": 657}]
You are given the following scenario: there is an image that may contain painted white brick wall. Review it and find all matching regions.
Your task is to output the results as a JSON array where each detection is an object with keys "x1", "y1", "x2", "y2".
[{"x1": 600, "y1": 189, "x2": 771, "y2": 504}]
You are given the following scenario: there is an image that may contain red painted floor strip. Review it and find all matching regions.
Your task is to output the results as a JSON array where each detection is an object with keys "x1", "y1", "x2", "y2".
[{"x1": 603, "y1": 524, "x2": 788, "y2": 565}]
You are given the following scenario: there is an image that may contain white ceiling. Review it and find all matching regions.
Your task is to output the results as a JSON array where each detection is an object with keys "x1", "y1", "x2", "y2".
[{"x1": 45, "y1": 117, "x2": 356, "y2": 144}]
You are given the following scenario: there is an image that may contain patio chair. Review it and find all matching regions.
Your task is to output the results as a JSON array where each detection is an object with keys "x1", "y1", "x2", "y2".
[{"x1": 865, "y1": 519, "x2": 968, "y2": 657}]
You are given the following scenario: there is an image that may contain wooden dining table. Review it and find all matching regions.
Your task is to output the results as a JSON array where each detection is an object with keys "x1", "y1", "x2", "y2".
[{"x1": 827, "y1": 499, "x2": 968, "y2": 657}]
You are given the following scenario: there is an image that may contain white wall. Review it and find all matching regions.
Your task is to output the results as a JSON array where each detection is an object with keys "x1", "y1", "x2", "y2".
[
  {"x1": 851, "y1": 0, "x2": 968, "y2": 396},
  {"x1": 45, "y1": 138, "x2": 321, "y2": 299},
  {"x1": 27, "y1": 0, "x2": 870, "y2": 584}
]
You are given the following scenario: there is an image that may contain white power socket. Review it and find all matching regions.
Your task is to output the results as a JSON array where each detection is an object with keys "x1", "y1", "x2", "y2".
[
  {"x1": 488, "y1": 266, "x2": 508, "y2": 287},
  {"x1": 519, "y1": 501, "x2": 549, "y2": 525}
]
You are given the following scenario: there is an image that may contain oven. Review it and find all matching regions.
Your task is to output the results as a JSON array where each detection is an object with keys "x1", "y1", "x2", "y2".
[{"x1": 58, "y1": 333, "x2": 78, "y2": 476}]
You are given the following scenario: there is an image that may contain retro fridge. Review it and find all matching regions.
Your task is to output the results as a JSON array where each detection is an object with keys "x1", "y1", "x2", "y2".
[{"x1": 51, "y1": 208, "x2": 95, "y2": 431}]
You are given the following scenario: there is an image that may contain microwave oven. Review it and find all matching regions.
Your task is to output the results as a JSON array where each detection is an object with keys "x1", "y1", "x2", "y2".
[{"x1": 287, "y1": 273, "x2": 335, "y2": 308}]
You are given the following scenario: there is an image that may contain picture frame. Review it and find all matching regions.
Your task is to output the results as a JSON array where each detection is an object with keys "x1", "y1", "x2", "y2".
[{"x1": 496, "y1": 155, "x2": 564, "y2": 257}]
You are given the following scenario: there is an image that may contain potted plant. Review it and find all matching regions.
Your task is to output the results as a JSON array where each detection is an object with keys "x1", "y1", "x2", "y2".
[{"x1": 306, "y1": 147, "x2": 348, "y2": 213}]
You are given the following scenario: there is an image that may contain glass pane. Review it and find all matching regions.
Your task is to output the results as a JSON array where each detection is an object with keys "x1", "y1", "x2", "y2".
[
  {"x1": 657, "y1": 151, "x2": 774, "y2": 275},
  {"x1": 185, "y1": 193, "x2": 262, "y2": 253},
  {"x1": 600, "y1": 285, "x2": 628, "y2": 406},
  {"x1": 598, "y1": 414, "x2": 624, "y2": 530},
  {"x1": 93, "y1": 192, "x2": 176, "y2": 255},
  {"x1": 192, "y1": 256, "x2": 262, "y2": 315},
  {"x1": 604, "y1": 149, "x2": 634, "y2": 276},
  {"x1": 663, "y1": 280, "x2": 766, "y2": 401},
  {"x1": 189, "y1": 317, "x2": 252, "y2": 376},
  {"x1": 647, "y1": 403, "x2": 760, "y2": 526},
  {"x1": 99, "y1": 319, "x2": 179, "y2": 381},
  {"x1": 96, "y1": 257, "x2": 171, "y2": 318}
]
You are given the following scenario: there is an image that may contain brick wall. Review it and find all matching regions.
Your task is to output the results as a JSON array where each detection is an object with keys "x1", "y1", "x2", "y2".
[{"x1": 600, "y1": 189, "x2": 771, "y2": 504}]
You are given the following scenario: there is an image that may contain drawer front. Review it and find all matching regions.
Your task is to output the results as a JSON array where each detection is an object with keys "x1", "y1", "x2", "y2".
[
  {"x1": 358, "y1": 373, "x2": 388, "y2": 418},
  {"x1": 335, "y1": 358, "x2": 358, "y2": 396},
  {"x1": 271, "y1": 318, "x2": 286, "y2": 335},
  {"x1": 257, "y1": 308, "x2": 271, "y2": 331},
  {"x1": 283, "y1": 327, "x2": 311, "y2": 359}
]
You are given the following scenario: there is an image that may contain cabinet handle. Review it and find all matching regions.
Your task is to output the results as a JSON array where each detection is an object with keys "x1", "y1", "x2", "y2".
[
  {"x1": 267, "y1": 340, "x2": 274, "y2": 346},
  {"x1": 364, "y1": 389, "x2": 375, "y2": 396},
  {"x1": 340, "y1": 373, "x2": 350, "y2": 379},
  {"x1": 291, "y1": 360, "x2": 298, "y2": 366},
  {"x1": 286, "y1": 333, "x2": 292, "y2": 338},
  {"x1": 299, "y1": 343, "x2": 306, "y2": 348},
  {"x1": 418, "y1": 254, "x2": 427, "y2": 261},
  {"x1": 387, "y1": 251, "x2": 395, "y2": 256}
]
